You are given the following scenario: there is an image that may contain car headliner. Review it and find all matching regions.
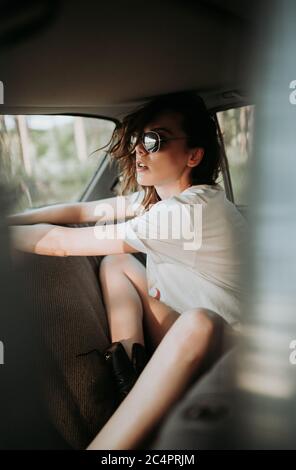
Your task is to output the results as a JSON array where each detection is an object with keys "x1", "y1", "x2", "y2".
[{"x1": 0, "y1": 0, "x2": 266, "y2": 118}]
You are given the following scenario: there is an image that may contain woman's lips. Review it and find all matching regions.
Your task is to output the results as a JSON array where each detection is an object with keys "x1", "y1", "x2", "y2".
[
  {"x1": 136, "y1": 162, "x2": 149, "y2": 172},
  {"x1": 136, "y1": 166, "x2": 149, "y2": 172}
]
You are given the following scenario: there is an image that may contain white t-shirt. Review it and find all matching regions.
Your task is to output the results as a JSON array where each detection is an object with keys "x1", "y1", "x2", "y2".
[{"x1": 117, "y1": 184, "x2": 247, "y2": 330}]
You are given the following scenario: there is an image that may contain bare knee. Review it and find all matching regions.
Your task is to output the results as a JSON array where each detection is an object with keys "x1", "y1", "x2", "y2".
[
  {"x1": 181, "y1": 308, "x2": 218, "y2": 335},
  {"x1": 99, "y1": 253, "x2": 132, "y2": 278},
  {"x1": 170, "y1": 308, "x2": 222, "y2": 362}
]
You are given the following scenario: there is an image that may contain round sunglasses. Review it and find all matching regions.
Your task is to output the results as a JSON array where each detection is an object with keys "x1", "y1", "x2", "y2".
[{"x1": 130, "y1": 130, "x2": 187, "y2": 153}]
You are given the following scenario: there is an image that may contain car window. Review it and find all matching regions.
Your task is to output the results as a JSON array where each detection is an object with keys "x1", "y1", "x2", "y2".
[
  {"x1": 0, "y1": 115, "x2": 115, "y2": 212},
  {"x1": 217, "y1": 105, "x2": 254, "y2": 206}
]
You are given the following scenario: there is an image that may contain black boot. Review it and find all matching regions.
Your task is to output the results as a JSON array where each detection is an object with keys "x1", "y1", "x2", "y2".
[
  {"x1": 103, "y1": 342, "x2": 137, "y2": 403},
  {"x1": 131, "y1": 342, "x2": 149, "y2": 376}
]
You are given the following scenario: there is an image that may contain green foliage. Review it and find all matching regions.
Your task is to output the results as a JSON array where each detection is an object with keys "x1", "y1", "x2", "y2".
[{"x1": 0, "y1": 115, "x2": 115, "y2": 212}]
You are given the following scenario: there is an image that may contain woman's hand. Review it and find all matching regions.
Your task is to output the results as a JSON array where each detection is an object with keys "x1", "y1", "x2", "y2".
[
  {"x1": 9, "y1": 224, "x2": 66, "y2": 256},
  {"x1": 8, "y1": 223, "x2": 139, "y2": 257},
  {"x1": 6, "y1": 203, "x2": 80, "y2": 226}
]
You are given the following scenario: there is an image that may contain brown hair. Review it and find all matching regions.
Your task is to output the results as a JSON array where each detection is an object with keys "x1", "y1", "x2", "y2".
[{"x1": 107, "y1": 91, "x2": 222, "y2": 211}]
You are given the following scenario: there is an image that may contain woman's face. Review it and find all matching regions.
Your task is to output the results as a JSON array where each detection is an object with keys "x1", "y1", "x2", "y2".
[{"x1": 134, "y1": 111, "x2": 196, "y2": 187}]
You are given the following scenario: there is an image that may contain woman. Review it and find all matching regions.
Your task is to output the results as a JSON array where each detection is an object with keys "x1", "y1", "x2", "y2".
[{"x1": 8, "y1": 92, "x2": 246, "y2": 449}]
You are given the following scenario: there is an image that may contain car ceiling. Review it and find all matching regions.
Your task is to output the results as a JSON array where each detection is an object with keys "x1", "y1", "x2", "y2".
[{"x1": 0, "y1": 0, "x2": 267, "y2": 118}]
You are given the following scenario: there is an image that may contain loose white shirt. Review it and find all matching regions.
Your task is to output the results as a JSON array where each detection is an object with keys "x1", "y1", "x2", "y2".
[{"x1": 117, "y1": 184, "x2": 247, "y2": 330}]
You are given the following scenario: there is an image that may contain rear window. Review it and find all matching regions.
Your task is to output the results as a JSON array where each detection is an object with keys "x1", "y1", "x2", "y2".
[
  {"x1": 0, "y1": 115, "x2": 115, "y2": 212},
  {"x1": 217, "y1": 105, "x2": 254, "y2": 206}
]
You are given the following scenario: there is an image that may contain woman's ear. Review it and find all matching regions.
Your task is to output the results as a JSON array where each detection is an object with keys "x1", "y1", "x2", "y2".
[{"x1": 187, "y1": 148, "x2": 204, "y2": 168}]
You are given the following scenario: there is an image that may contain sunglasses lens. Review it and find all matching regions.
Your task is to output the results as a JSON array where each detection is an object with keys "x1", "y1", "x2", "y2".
[{"x1": 143, "y1": 132, "x2": 159, "y2": 152}]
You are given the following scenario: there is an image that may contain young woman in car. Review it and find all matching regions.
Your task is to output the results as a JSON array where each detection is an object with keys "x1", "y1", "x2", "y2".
[{"x1": 9, "y1": 92, "x2": 246, "y2": 449}]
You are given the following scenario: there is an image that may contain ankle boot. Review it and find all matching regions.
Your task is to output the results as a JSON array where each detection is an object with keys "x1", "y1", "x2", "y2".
[
  {"x1": 131, "y1": 343, "x2": 149, "y2": 376},
  {"x1": 103, "y1": 342, "x2": 137, "y2": 403}
]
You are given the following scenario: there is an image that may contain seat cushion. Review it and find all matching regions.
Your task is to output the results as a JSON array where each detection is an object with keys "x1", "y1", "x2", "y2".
[{"x1": 17, "y1": 252, "x2": 119, "y2": 448}]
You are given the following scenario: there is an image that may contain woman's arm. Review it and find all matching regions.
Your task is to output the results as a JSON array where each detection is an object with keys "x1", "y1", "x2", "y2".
[
  {"x1": 9, "y1": 223, "x2": 139, "y2": 257},
  {"x1": 7, "y1": 202, "x2": 81, "y2": 226},
  {"x1": 6, "y1": 193, "x2": 142, "y2": 226}
]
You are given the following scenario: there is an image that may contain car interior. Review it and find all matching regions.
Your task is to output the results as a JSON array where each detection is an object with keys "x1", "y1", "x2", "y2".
[{"x1": 1, "y1": 0, "x2": 295, "y2": 450}]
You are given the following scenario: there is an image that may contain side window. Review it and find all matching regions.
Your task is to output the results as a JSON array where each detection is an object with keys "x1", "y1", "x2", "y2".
[
  {"x1": 0, "y1": 115, "x2": 115, "y2": 212},
  {"x1": 217, "y1": 105, "x2": 254, "y2": 206}
]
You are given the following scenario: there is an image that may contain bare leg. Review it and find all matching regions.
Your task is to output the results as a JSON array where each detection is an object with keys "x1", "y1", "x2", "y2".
[
  {"x1": 99, "y1": 254, "x2": 180, "y2": 358},
  {"x1": 87, "y1": 308, "x2": 223, "y2": 450}
]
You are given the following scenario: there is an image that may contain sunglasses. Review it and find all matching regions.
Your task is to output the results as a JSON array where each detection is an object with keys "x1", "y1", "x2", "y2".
[{"x1": 130, "y1": 130, "x2": 187, "y2": 153}]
